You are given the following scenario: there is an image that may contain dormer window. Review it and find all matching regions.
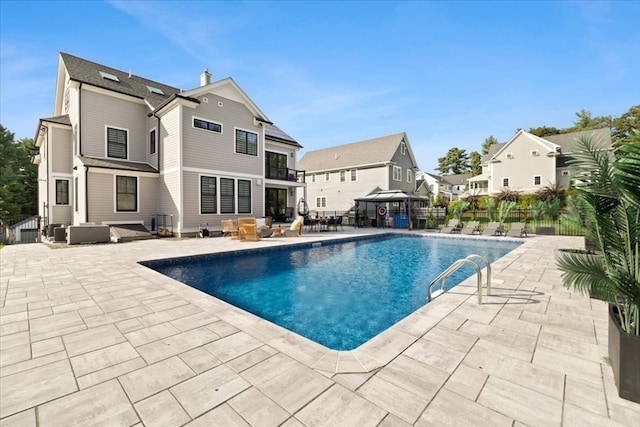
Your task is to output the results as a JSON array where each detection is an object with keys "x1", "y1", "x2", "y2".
[{"x1": 99, "y1": 71, "x2": 120, "y2": 82}]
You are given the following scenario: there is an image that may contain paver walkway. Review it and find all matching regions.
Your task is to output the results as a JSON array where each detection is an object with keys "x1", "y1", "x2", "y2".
[{"x1": 1, "y1": 231, "x2": 639, "y2": 426}]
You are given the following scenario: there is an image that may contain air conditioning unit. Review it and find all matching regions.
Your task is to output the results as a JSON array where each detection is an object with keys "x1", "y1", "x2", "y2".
[{"x1": 531, "y1": 150, "x2": 540, "y2": 156}]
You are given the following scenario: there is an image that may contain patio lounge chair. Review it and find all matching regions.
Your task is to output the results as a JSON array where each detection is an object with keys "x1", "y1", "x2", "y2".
[
  {"x1": 505, "y1": 222, "x2": 527, "y2": 237},
  {"x1": 440, "y1": 219, "x2": 461, "y2": 234},
  {"x1": 238, "y1": 217, "x2": 261, "y2": 241},
  {"x1": 284, "y1": 216, "x2": 303, "y2": 237},
  {"x1": 460, "y1": 221, "x2": 480, "y2": 235},
  {"x1": 221, "y1": 219, "x2": 239, "y2": 239},
  {"x1": 481, "y1": 221, "x2": 502, "y2": 236}
]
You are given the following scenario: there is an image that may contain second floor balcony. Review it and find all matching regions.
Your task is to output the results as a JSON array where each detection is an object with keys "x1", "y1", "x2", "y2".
[{"x1": 265, "y1": 166, "x2": 306, "y2": 183}]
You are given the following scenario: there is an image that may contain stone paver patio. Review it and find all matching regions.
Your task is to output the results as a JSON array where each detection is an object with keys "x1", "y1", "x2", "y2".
[{"x1": 1, "y1": 230, "x2": 639, "y2": 426}]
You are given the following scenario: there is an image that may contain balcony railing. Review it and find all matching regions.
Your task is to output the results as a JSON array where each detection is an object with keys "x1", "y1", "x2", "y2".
[{"x1": 265, "y1": 167, "x2": 306, "y2": 183}]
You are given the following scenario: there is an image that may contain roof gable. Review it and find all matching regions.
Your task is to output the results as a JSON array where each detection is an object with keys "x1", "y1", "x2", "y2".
[
  {"x1": 182, "y1": 77, "x2": 271, "y2": 123},
  {"x1": 491, "y1": 130, "x2": 559, "y2": 161},
  {"x1": 298, "y1": 132, "x2": 415, "y2": 172}
]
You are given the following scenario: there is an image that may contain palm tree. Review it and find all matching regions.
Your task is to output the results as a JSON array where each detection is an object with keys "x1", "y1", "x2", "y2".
[{"x1": 555, "y1": 132, "x2": 640, "y2": 335}]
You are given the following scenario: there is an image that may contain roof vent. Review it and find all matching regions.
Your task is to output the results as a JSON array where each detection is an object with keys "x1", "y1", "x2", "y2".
[{"x1": 200, "y1": 69, "x2": 212, "y2": 87}]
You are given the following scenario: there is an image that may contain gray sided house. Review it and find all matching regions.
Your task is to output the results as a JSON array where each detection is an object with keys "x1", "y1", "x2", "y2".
[
  {"x1": 467, "y1": 128, "x2": 611, "y2": 196},
  {"x1": 297, "y1": 132, "x2": 420, "y2": 217},
  {"x1": 34, "y1": 53, "x2": 304, "y2": 237}
]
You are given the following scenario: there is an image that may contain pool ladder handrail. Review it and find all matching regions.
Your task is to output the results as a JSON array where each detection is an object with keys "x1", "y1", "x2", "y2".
[{"x1": 427, "y1": 254, "x2": 492, "y2": 304}]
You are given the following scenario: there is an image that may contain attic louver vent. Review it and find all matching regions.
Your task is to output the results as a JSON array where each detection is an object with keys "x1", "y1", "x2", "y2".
[
  {"x1": 146, "y1": 85, "x2": 165, "y2": 95},
  {"x1": 99, "y1": 71, "x2": 120, "y2": 82}
]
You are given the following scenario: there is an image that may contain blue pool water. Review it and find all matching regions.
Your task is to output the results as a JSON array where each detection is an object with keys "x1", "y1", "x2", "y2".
[{"x1": 142, "y1": 235, "x2": 521, "y2": 350}]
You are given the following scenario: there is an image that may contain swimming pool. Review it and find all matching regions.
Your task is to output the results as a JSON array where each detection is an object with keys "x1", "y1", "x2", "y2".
[{"x1": 142, "y1": 235, "x2": 521, "y2": 350}]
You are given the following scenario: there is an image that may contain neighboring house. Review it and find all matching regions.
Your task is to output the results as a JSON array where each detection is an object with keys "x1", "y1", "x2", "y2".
[
  {"x1": 415, "y1": 172, "x2": 470, "y2": 203},
  {"x1": 467, "y1": 128, "x2": 611, "y2": 196},
  {"x1": 443, "y1": 173, "x2": 470, "y2": 199},
  {"x1": 297, "y1": 133, "x2": 420, "y2": 216},
  {"x1": 33, "y1": 53, "x2": 304, "y2": 237},
  {"x1": 415, "y1": 173, "x2": 447, "y2": 204}
]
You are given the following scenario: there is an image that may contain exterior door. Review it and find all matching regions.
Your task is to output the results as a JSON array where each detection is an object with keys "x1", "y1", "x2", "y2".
[{"x1": 265, "y1": 188, "x2": 287, "y2": 222}]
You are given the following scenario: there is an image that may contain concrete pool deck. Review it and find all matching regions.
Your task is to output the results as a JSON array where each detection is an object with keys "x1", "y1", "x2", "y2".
[{"x1": 1, "y1": 230, "x2": 639, "y2": 426}]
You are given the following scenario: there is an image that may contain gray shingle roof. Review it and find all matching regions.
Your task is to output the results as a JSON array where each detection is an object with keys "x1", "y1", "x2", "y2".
[
  {"x1": 442, "y1": 173, "x2": 471, "y2": 186},
  {"x1": 61, "y1": 53, "x2": 182, "y2": 109},
  {"x1": 297, "y1": 132, "x2": 407, "y2": 172},
  {"x1": 265, "y1": 124, "x2": 301, "y2": 148},
  {"x1": 79, "y1": 156, "x2": 158, "y2": 173},
  {"x1": 40, "y1": 115, "x2": 72, "y2": 126},
  {"x1": 482, "y1": 142, "x2": 505, "y2": 162},
  {"x1": 543, "y1": 127, "x2": 611, "y2": 153}
]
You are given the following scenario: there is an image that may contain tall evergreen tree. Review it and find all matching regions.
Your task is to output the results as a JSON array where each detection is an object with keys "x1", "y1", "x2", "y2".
[
  {"x1": 0, "y1": 125, "x2": 38, "y2": 216},
  {"x1": 436, "y1": 147, "x2": 470, "y2": 175}
]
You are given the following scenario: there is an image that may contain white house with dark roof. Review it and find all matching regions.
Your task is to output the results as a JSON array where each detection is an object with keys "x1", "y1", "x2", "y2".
[
  {"x1": 296, "y1": 133, "x2": 420, "y2": 217},
  {"x1": 466, "y1": 127, "x2": 611, "y2": 196},
  {"x1": 34, "y1": 53, "x2": 304, "y2": 237},
  {"x1": 415, "y1": 172, "x2": 470, "y2": 203}
]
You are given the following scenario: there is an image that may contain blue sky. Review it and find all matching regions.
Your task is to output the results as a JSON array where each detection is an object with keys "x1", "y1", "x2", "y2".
[{"x1": 1, "y1": 0, "x2": 639, "y2": 172}]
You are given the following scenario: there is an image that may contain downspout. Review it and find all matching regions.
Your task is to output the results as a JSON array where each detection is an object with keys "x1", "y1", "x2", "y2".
[
  {"x1": 41, "y1": 124, "x2": 50, "y2": 223},
  {"x1": 155, "y1": 113, "x2": 161, "y2": 224},
  {"x1": 78, "y1": 82, "x2": 89, "y2": 223},
  {"x1": 84, "y1": 166, "x2": 89, "y2": 223}
]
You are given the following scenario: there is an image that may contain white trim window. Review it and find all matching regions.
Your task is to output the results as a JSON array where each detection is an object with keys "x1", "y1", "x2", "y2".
[
  {"x1": 235, "y1": 128, "x2": 258, "y2": 156},
  {"x1": 116, "y1": 176, "x2": 137, "y2": 212},
  {"x1": 533, "y1": 175, "x2": 541, "y2": 186},
  {"x1": 200, "y1": 176, "x2": 217, "y2": 214},
  {"x1": 401, "y1": 141, "x2": 406, "y2": 155},
  {"x1": 220, "y1": 178, "x2": 235, "y2": 214},
  {"x1": 149, "y1": 128, "x2": 156, "y2": 155},
  {"x1": 316, "y1": 196, "x2": 327, "y2": 208},
  {"x1": 199, "y1": 175, "x2": 252, "y2": 215},
  {"x1": 393, "y1": 166, "x2": 402, "y2": 181},
  {"x1": 107, "y1": 126, "x2": 128, "y2": 159},
  {"x1": 350, "y1": 169, "x2": 357, "y2": 182},
  {"x1": 237, "y1": 179, "x2": 251, "y2": 214},
  {"x1": 193, "y1": 117, "x2": 222, "y2": 133},
  {"x1": 340, "y1": 170, "x2": 346, "y2": 182},
  {"x1": 55, "y1": 179, "x2": 69, "y2": 205},
  {"x1": 406, "y1": 169, "x2": 412, "y2": 183},
  {"x1": 502, "y1": 177, "x2": 510, "y2": 187}
]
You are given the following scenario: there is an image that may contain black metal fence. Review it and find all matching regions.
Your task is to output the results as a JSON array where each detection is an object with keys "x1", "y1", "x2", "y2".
[
  {"x1": 0, "y1": 215, "x2": 42, "y2": 245},
  {"x1": 307, "y1": 207, "x2": 583, "y2": 236},
  {"x1": 457, "y1": 209, "x2": 583, "y2": 236}
]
